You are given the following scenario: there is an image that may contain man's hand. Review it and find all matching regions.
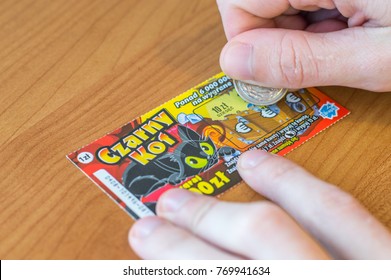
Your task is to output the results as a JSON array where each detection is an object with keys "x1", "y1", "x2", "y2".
[
  {"x1": 217, "y1": 0, "x2": 391, "y2": 91},
  {"x1": 129, "y1": 150, "x2": 391, "y2": 259}
]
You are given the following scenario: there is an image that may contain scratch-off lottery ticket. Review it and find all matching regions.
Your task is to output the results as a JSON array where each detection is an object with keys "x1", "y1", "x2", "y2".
[{"x1": 67, "y1": 73, "x2": 350, "y2": 219}]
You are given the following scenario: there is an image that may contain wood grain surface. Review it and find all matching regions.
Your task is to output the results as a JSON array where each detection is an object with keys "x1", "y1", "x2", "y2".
[{"x1": 0, "y1": 0, "x2": 390, "y2": 259}]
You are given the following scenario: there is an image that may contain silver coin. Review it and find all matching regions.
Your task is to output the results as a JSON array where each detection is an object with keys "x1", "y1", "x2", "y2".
[{"x1": 234, "y1": 80, "x2": 288, "y2": 106}]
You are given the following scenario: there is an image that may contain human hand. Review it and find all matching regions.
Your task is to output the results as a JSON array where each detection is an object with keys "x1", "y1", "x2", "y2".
[
  {"x1": 217, "y1": 0, "x2": 391, "y2": 91},
  {"x1": 129, "y1": 150, "x2": 391, "y2": 259}
]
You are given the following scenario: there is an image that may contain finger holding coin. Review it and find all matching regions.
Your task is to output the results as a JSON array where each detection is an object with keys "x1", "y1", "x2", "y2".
[{"x1": 234, "y1": 80, "x2": 288, "y2": 106}]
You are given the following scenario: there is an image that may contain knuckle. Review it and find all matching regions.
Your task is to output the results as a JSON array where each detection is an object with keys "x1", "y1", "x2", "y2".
[
  {"x1": 188, "y1": 199, "x2": 218, "y2": 234},
  {"x1": 239, "y1": 202, "x2": 287, "y2": 235},
  {"x1": 275, "y1": 32, "x2": 320, "y2": 88},
  {"x1": 316, "y1": 186, "x2": 364, "y2": 219},
  {"x1": 251, "y1": 202, "x2": 285, "y2": 221}
]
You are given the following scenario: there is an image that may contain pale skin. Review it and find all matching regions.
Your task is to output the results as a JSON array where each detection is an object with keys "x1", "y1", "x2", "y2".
[
  {"x1": 128, "y1": 0, "x2": 391, "y2": 259},
  {"x1": 218, "y1": 0, "x2": 391, "y2": 91}
]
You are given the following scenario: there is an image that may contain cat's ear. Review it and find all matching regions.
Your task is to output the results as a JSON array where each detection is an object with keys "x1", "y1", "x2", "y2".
[{"x1": 177, "y1": 125, "x2": 201, "y2": 141}]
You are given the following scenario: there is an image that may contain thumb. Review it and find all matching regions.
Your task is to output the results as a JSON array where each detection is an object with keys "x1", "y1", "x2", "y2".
[{"x1": 220, "y1": 27, "x2": 391, "y2": 92}]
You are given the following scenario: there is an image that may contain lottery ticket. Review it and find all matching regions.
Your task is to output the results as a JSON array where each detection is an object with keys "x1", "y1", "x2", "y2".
[{"x1": 67, "y1": 72, "x2": 350, "y2": 219}]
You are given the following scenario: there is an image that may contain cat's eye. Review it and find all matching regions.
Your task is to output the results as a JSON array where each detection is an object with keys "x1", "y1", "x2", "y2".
[
  {"x1": 200, "y1": 142, "x2": 214, "y2": 155},
  {"x1": 185, "y1": 156, "x2": 208, "y2": 169}
]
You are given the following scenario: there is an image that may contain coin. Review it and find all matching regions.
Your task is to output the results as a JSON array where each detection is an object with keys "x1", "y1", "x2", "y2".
[{"x1": 233, "y1": 80, "x2": 288, "y2": 106}]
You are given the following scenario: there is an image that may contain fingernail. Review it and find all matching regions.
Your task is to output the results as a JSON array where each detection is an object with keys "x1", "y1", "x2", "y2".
[
  {"x1": 221, "y1": 42, "x2": 253, "y2": 80},
  {"x1": 238, "y1": 150, "x2": 270, "y2": 169},
  {"x1": 159, "y1": 189, "x2": 195, "y2": 213},
  {"x1": 130, "y1": 217, "x2": 164, "y2": 240}
]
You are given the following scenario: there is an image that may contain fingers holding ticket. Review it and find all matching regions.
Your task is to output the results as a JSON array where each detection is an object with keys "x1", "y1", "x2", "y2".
[{"x1": 129, "y1": 151, "x2": 391, "y2": 259}]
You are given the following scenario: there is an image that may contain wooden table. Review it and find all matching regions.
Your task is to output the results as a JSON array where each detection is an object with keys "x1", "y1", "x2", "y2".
[{"x1": 1, "y1": 0, "x2": 390, "y2": 260}]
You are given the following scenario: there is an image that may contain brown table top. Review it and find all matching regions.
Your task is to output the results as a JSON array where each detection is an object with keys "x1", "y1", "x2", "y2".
[{"x1": 1, "y1": 0, "x2": 390, "y2": 259}]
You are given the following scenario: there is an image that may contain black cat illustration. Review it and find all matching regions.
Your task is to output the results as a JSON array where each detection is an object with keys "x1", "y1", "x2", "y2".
[{"x1": 122, "y1": 125, "x2": 235, "y2": 201}]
